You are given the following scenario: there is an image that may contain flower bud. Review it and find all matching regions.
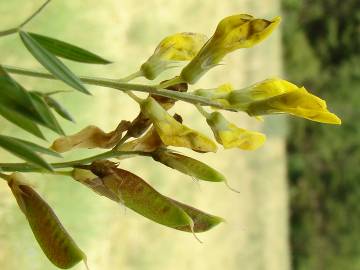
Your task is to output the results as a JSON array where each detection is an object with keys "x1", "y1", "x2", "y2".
[
  {"x1": 126, "y1": 82, "x2": 188, "y2": 138},
  {"x1": 181, "y1": 14, "x2": 281, "y2": 84},
  {"x1": 206, "y1": 112, "x2": 266, "y2": 150},
  {"x1": 140, "y1": 97, "x2": 217, "y2": 152},
  {"x1": 140, "y1": 32, "x2": 208, "y2": 80}
]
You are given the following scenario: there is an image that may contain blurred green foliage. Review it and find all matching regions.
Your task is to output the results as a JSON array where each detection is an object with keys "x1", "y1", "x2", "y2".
[{"x1": 283, "y1": 0, "x2": 360, "y2": 269}]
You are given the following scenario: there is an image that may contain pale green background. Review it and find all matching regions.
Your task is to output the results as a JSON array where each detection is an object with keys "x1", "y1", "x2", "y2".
[{"x1": 0, "y1": 1, "x2": 289, "y2": 269}]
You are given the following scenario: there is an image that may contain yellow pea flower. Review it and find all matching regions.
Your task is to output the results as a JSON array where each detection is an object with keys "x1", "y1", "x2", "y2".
[
  {"x1": 205, "y1": 111, "x2": 266, "y2": 150},
  {"x1": 140, "y1": 32, "x2": 208, "y2": 80},
  {"x1": 181, "y1": 14, "x2": 281, "y2": 84},
  {"x1": 228, "y1": 78, "x2": 341, "y2": 124},
  {"x1": 140, "y1": 97, "x2": 217, "y2": 152}
]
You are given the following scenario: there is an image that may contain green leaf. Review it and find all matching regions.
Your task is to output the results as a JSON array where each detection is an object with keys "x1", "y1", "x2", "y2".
[
  {"x1": 0, "y1": 105, "x2": 44, "y2": 139},
  {"x1": 19, "y1": 31, "x2": 90, "y2": 95},
  {"x1": 9, "y1": 137, "x2": 61, "y2": 158},
  {"x1": 28, "y1": 32, "x2": 111, "y2": 64},
  {"x1": 44, "y1": 95, "x2": 75, "y2": 122},
  {"x1": 29, "y1": 92, "x2": 65, "y2": 135},
  {"x1": 0, "y1": 66, "x2": 47, "y2": 127},
  {"x1": 0, "y1": 135, "x2": 52, "y2": 171}
]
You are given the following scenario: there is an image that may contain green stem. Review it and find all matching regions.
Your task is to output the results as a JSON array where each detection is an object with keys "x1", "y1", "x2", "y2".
[
  {"x1": 195, "y1": 104, "x2": 211, "y2": 118},
  {"x1": 118, "y1": 70, "x2": 143, "y2": 82},
  {"x1": 3, "y1": 65, "x2": 223, "y2": 108},
  {"x1": 0, "y1": 150, "x2": 150, "y2": 173},
  {"x1": 0, "y1": 0, "x2": 52, "y2": 37}
]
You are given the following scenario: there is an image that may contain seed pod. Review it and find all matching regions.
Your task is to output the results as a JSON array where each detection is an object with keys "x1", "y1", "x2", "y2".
[
  {"x1": 72, "y1": 162, "x2": 224, "y2": 233},
  {"x1": 8, "y1": 173, "x2": 87, "y2": 269},
  {"x1": 152, "y1": 149, "x2": 225, "y2": 182},
  {"x1": 90, "y1": 161, "x2": 194, "y2": 229},
  {"x1": 167, "y1": 198, "x2": 225, "y2": 233}
]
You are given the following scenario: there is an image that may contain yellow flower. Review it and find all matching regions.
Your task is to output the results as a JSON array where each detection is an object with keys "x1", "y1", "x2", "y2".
[
  {"x1": 140, "y1": 32, "x2": 208, "y2": 80},
  {"x1": 206, "y1": 111, "x2": 266, "y2": 150},
  {"x1": 140, "y1": 97, "x2": 217, "y2": 152},
  {"x1": 227, "y1": 78, "x2": 341, "y2": 124},
  {"x1": 180, "y1": 14, "x2": 281, "y2": 84}
]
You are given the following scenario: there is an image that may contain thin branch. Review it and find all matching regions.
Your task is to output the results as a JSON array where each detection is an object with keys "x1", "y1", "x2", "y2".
[
  {"x1": 19, "y1": 0, "x2": 52, "y2": 29},
  {"x1": 3, "y1": 65, "x2": 225, "y2": 108},
  {"x1": 0, "y1": 150, "x2": 151, "y2": 173},
  {"x1": 0, "y1": 0, "x2": 52, "y2": 37}
]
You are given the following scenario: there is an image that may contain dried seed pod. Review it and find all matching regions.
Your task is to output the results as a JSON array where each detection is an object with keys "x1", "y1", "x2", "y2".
[
  {"x1": 72, "y1": 162, "x2": 224, "y2": 233},
  {"x1": 8, "y1": 173, "x2": 87, "y2": 269},
  {"x1": 51, "y1": 121, "x2": 130, "y2": 153}
]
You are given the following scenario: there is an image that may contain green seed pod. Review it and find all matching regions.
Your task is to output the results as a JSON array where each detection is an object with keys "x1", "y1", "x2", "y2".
[
  {"x1": 167, "y1": 198, "x2": 225, "y2": 233},
  {"x1": 8, "y1": 173, "x2": 87, "y2": 269},
  {"x1": 152, "y1": 149, "x2": 225, "y2": 182},
  {"x1": 89, "y1": 161, "x2": 194, "y2": 230},
  {"x1": 73, "y1": 166, "x2": 224, "y2": 233}
]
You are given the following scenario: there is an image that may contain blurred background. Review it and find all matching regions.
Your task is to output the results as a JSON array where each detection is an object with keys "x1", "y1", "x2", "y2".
[{"x1": 0, "y1": 0, "x2": 358, "y2": 269}]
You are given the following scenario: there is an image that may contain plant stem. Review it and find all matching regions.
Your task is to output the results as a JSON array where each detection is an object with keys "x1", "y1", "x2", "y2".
[
  {"x1": 3, "y1": 65, "x2": 224, "y2": 108},
  {"x1": 118, "y1": 70, "x2": 143, "y2": 82},
  {"x1": 195, "y1": 104, "x2": 211, "y2": 118},
  {"x1": 0, "y1": 0, "x2": 52, "y2": 37},
  {"x1": 0, "y1": 150, "x2": 150, "y2": 173}
]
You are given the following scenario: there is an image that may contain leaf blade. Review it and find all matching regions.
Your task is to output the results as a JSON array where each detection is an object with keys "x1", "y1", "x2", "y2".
[
  {"x1": 19, "y1": 31, "x2": 90, "y2": 95},
  {"x1": 28, "y1": 32, "x2": 111, "y2": 64},
  {"x1": 29, "y1": 92, "x2": 65, "y2": 135},
  {"x1": 0, "y1": 105, "x2": 44, "y2": 139},
  {"x1": 0, "y1": 135, "x2": 52, "y2": 171}
]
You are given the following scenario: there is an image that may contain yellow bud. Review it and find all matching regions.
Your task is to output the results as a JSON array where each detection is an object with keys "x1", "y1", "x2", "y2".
[
  {"x1": 206, "y1": 112, "x2": 266, "y2": 150},
  {"x1": 227, "y1": 78, "x2": 341, "y2": 125},
  {"x1": 141, "y1": 97, "x2": 217, "y2": 152},
  {"x1": 181, "y1": 15, "x2": 281, "y2": 84},
  {"x1": 140, "y1": 32, "x2": 208, "y2": 80}
]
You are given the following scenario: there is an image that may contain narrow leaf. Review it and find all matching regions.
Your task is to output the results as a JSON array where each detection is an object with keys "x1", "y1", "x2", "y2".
[
  {"x1": 19, "y1": 31, "x2": 90, "y2": 95},
  {"x1": 29, "y1": 92, "x2": 65, "y2": 135},
  {"x1": 28, "y1": 32, "x2": 111, "y2": 64},
  {"x1": 44, "y1": 95, "x2": 75, "y2": 122},
  {"x1": 0, "y1": 105, "x2": 44, "y2": 139},
  {"x1": 13, "y1": 137, "x2": 61, "y2": 158},
  {"x1": 0, "y1": 135, "x2": 52, "y2": 171},
  {"x1": 0, "y1": 66, "x2": 47, "y2": 128}
]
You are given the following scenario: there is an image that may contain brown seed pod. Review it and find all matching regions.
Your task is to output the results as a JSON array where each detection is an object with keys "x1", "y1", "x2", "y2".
[{"x1": 8, "y1": 173, "x2": 87, "y2": 269}]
